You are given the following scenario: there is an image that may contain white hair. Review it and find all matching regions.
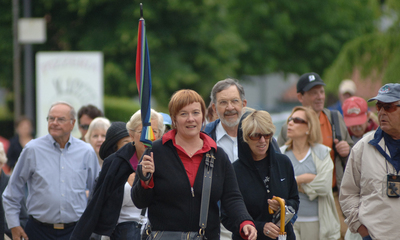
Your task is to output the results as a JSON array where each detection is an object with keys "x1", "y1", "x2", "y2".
[{"x1": 0, "y1": 142, "x2": 7, "y2": 164}]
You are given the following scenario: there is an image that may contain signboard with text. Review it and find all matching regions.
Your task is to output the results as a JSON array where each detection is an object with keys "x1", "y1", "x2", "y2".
[{"x1": 36, "y1": 52, "x2": 103, "y2": 138}]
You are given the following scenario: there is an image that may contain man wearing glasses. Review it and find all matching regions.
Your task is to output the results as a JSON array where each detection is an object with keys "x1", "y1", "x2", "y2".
[
  {"x1": 204, "y1": 78, "x2": 281, "y2": 240},
  {"x1": 340, "y1": 83, "x2": 400, "y2": 240},
  {"x1": 3, "y1": 101, "x2": 100, "y2": 240},
  {"x1": 77, "y1": 104, "x2": 104, "y2": 141}
]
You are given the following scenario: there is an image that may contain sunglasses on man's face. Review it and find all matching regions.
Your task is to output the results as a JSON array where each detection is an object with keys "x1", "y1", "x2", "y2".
[
  {"x1": 248, "y1": 133, "x2": 272, "y2": 141},
  {"x1": 79, "y1": 124, "x2": 90, "y2": 130},
  {"x1": 287, "y1": 117, "x2": 308, "y2": 124},
  {"x1": 376, "y1": 102, "x2": 400, "y2": 113}
]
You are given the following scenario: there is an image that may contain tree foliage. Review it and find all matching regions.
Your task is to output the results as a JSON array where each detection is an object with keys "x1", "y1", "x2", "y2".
[
  {"x1": 323, "y1": 33, "x2": 400, "y2": 91},
  {"x1": 0, "y1": 0, "x2": 380, "y2": 108},
  {"x1": 323, "y1": 1, "x2": 400, "y2": 92}
]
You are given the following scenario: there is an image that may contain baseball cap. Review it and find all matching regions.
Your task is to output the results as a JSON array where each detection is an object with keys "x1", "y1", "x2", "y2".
[
  {"x1": 368, "y1": 83, "x2": 400, "y2": 103},
  {"x1": 342, "y1": 97, "x2": 368, "y2": 127},
  {"x1": 339, "y1": 79, "x2": 356, "y2": 95},
  {"x1": 159, "y1": 112, "x2": 172, "y2": 127},
  {"x1": 297, "y1": 72, "x2": 326, "y2": 93}
]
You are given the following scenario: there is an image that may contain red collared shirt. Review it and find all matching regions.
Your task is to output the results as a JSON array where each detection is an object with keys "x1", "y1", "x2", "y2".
[
  {"x1": 141, "y1": 129, "x2": 217, "y2": 188},
  {"x1": 162, "y1": 129, "x2": 216, "y2": 187}
]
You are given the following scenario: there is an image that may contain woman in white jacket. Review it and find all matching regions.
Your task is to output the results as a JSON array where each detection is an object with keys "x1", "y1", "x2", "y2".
[{"x1": 280, "y1": 106, "x2": 340, "y2": 240}]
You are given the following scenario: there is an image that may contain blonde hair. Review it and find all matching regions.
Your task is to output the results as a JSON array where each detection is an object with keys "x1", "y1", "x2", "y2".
[
  {"x1": 85, "y1": 117, "x2": 111, "y2": 142},
  {"x1": 285, "y1": 106, "x2": 322, "y2": 150},
  {"x1": 0, "y1": 142, "x2": 7, "y2": 164},
  {"x1": 126, "y1": 109, "x2": 165, "y2": 138},
  {"x1": 241, "y1": 110, "x2": 276, "y2": 143}
]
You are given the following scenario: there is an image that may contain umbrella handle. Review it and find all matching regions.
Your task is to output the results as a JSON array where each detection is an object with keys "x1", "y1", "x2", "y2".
[
  {"x1": 137, "y1": 147, "x2": 152, "y2": 181},
  {"x1": 268, "y1": 196, "x2": 286, "y2": 235}
]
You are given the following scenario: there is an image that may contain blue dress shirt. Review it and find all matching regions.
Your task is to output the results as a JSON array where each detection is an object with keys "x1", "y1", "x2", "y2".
[{"x1": 2, "y1": 134, "x2": 100, "y2": 228}]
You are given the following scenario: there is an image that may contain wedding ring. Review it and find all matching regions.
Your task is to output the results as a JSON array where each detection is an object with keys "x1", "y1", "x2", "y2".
[
  {"x1": 144, "y1": 165, "x2": 147, "y2": 169},
  {"x1": 266, "y1": 230, "x2": 270, "y2": 235}
]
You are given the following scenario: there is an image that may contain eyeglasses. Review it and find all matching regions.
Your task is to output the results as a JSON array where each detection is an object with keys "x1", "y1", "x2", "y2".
[
  {"x1": 248, "y1": 133, "x2": 272, "y2": 141},
  {"x1": 79, "y1": 124, "x2": 90, "y2": 130},
  {"x1": 47, "y1": 116, "x2": 71, "y2": 124},
  {"x1": 217, "y1": 99, "x2": 241, "y2": 107},
  {"x1": 376, "y1": 102, "x2": 400, "y2": 113},
  {"x1": 287, "y1": 117, "x2": 308, "y2": 124}
]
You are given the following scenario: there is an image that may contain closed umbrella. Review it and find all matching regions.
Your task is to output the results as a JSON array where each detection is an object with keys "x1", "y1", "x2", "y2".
[
  {"x1": 136, "y1": 3, "x2": 155, "y2": 181},
  {"x1": 268, "y1": 196, "x2": 287, "y2": 240}
]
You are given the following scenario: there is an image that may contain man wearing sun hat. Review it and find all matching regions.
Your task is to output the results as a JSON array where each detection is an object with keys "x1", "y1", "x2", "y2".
[
  {"x1": 340, "y1": 83, "x2": 400, "y2": 240},
  {"x1": 342, "y1": 96, "x2": 379, "y2": 144}
]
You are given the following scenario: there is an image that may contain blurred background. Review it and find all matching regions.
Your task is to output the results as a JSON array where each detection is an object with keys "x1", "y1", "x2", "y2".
[{"x1": 0, "y1": 0, "x2": 400, "y2": 138}]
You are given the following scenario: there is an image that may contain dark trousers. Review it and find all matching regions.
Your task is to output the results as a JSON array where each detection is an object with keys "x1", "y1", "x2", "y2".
[
  {"x1": 25, "y1": 218, "x2": 75, "y2": 240},
  {"x1": 110, "y1": 221, "x2": 142, "y2": 240}
]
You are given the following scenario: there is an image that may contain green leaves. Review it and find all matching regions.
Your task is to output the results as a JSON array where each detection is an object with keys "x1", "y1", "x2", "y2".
[{"x1": 0, "y1": 0, "x2": 384, "y2": 108}]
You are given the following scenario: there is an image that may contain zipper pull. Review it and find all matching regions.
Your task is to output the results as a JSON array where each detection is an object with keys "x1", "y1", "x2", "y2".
[{"x1": 191, "y1": 187, "x2": 195, "y2": 197}]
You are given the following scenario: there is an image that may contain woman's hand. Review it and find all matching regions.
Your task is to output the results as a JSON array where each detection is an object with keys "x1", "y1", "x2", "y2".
[
  {"x1": 357, "y1": 224, "x2": 369, "y2": 237},
  {"x1": 263, "y1": 222, "x2": 280, "y2": 239},
  {"x1": 242, "y1": 224, "x2": 257, "y2": 240},
  {"x1": 268, "y1": 196, "x2": 285, "y2": 212},
  {"x1": 141, "y1": 152, "x2": 154, "y2": 185}
]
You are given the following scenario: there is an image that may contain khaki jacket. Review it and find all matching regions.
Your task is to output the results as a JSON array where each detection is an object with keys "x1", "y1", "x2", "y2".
[
  {"x1": 339, "y1": 130, "x2": 400, "y2": 239},
  {"x1": 281, "y1": 144, "x2": 340, "y2": 240}
]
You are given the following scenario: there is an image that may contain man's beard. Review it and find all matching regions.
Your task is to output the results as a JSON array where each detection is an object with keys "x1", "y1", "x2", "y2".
[{"x1": 218, "y1": 109, "x2": 242, "y2": 128}]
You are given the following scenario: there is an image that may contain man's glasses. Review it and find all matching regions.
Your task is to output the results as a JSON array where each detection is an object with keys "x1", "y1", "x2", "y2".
[
  {"x1": 79, "y1": 124, "x2": 90, "y2": 130},
  {"x1": 47, "y1": 116, "x2": 71, "y2": 124},
  {"x1": 287, "y1": 117, "x2": 308, "y2": 124},
  {"x1": 376, "y1": 102, "x2": 400, "y2": 113},
  {"x1": 217, "y1": 99, "x2": 241, "y2": 107},
  {"x1": 248, "y1": 133, "x2": 272, "y2": 141}
]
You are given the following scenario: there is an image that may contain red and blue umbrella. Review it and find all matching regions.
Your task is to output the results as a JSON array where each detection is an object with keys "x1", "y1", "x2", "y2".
[
  {"x1": 136, "y1": 3, "x2": 154, "y2": 180},
  {"x1": 136, "y1": 3, "x2": 155, "y2": 147}
]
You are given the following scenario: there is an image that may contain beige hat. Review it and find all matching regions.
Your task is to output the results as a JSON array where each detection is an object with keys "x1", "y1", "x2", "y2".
[{"x1": 339, "y1": 79, "x2": 356, "y2": 95}]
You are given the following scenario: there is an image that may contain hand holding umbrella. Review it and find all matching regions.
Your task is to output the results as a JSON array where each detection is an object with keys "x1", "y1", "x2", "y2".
[{"x1": 268, "y1": 196, "x2": 287, "y2": 240}]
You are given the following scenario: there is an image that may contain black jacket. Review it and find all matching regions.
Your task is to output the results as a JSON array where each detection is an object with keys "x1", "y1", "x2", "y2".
[
  {"x1": 70, "y1": 143, "x2": 135, "y2": 240},
  {"x1": 221, "y1": 113, "x2": 299, "y2": 240},
  {"x1": 6, "y1": 135, "x2": 23, "y2": 169},
  {"x1": 131, "y1": 136, "x2": 253, "y2": 240}
]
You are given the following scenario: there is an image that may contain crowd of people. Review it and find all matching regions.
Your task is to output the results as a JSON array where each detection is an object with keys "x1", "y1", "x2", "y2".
[{"x1": 0, "y1": 74, "x2": 398, "y2": 240}]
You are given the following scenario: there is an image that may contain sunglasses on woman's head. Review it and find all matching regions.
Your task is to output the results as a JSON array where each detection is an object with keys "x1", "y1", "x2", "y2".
[
  {"x1": 287, "y1": 117, "x2": 308, "y2": 124},
  {"x1": 248, "y1": 133, "x2": 272, "y2": 141},
  {"x1": 376, "y1": 102, "x2": 400, "y2": 113}
]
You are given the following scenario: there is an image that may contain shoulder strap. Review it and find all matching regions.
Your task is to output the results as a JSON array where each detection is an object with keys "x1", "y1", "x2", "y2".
[
  {"x1": 199, "y1": 148, "x2": 215, "y2": 234},
  {"x1": 330, "y1": 110, "x2": 342, "y2": 141}
]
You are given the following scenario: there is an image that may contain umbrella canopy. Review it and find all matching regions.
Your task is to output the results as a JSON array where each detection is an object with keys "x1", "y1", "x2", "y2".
[{"x1": 136, "y1": 4, "x2": 155, "y2": 148}]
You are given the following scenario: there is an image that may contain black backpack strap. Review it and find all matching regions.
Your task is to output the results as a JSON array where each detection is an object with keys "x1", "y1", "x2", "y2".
[{"x1": 330, "y1": 110, "x2": 342, "y2": 141}]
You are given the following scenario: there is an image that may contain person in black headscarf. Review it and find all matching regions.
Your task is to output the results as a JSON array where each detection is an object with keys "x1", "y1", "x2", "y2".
[{"x1": 222, "y1": 110, "x2": 299, "y2": 240}]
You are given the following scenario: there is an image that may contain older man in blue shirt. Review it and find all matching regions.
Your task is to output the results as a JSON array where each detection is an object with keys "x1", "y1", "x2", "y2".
[{"x1": 3, "y1": 101, "x2": 100, "y2": 240}]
